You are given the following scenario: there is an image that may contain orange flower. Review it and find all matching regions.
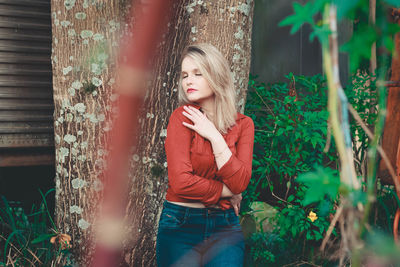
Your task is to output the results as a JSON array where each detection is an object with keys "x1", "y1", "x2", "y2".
[
  {"x1": 308, "y1": 211, "x2": 318, "y2": 222},
  {"x1": 50, "y1": 233, "x2": 72, "y2": 250}
]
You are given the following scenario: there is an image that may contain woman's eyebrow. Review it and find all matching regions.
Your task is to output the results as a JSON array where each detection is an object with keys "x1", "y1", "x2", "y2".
[{"x1": 181, "y1": 68, "x2": 200, "y2": 73}]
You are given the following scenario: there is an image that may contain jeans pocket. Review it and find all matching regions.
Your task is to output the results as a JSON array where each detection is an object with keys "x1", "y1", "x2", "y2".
[
  {"x1": 159, "y1": 208, "x2": 188, "y2": 229},
  {"x1": 224, "y1": 212, "x2": 241, "y2": 228}
]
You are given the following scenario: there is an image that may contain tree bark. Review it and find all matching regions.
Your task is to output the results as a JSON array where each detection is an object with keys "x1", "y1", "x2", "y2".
[
  {"x1": 380, "y1": 9, "x2": 400, "y2": 184},
  {"x1": 51, "y1": 0, "x2": 254, "y2": 266}
]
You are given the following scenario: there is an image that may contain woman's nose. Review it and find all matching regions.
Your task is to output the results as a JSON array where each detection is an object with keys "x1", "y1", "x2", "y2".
[{"x1": 186, "y1": 76, "x2": 193, "y2": 85}]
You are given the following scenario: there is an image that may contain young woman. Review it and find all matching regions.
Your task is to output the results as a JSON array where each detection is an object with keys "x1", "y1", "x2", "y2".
[{"x1": 156, "y1": 43, "x2": 254, "y2": 267}]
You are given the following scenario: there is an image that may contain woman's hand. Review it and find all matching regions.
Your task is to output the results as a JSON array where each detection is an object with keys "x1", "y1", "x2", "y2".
[
  {"x1": 182, "y1": 105, "x2": 219, "y2": 141},
  {"x1": 230, "y1": 193, "x2": 242, "y2": 216}
]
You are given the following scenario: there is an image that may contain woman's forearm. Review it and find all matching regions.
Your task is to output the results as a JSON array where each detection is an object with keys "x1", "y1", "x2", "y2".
[
  {"x1": 209, "y1": 132, "x2": 235, "y2": 199},
  {"x1": 210, "y1": 134, "x2": 232, "y2": 169}
]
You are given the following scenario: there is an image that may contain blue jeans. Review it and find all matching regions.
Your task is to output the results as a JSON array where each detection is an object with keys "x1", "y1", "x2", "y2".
[{"x1": 156, "y1": 201, "x2": 244, "y2": 267}]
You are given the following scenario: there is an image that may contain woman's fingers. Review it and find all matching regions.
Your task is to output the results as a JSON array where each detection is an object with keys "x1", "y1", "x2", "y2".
[
  {"x1": 187, "y1": 105, "x2": 204, "y2": 116},
  {"x1": 184, "y1": 105, "x2": 204, "y2": 119},
  {"x1": 230, "y1": 194, "x2": 242, "y2": 216},
  {"x1": 182, "y1": 121, "x2": 194, "y2": 129},
  {"x1": 233, "y1": 204, "x2": 239, "y2": 216},
  {"x1": 183, "y1": 107, "x2": 199, "y2": 121},
  {"x1": 183, "y1": 106, "x2": 205, "y2": 125},
  {"x1": 182, "y1": 111, "x2": 194, "y2": 121}
]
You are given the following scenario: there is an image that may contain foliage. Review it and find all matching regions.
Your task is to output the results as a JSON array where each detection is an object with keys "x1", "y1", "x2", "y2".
[
  {"x1": 242, "y1": 70, "x2": 379, "y2": 265},
  {"x1": 346, "y1": 72, "x2": 378, "y2": 174},
  {"x1": 297, "y1": 166, "x2": 340, "y2": 206},
  {"x1": 243, "y1": 73, "x2": 337, "y2": 211},
  {"x1": 243, "y1": 184, "x2": 337, "y2": 266},
  {"x1": 274, "y1": 189, "x2": 336, "y2": 243},
  {"x1": 244, "y1": 232, "x2": 287, "y2": 266},
  {"x1": 0, "y1": 190, "x2": 72, "y2": 266},
  {"x1": 243, "y1": 0, "x2": 400, "y2": 265},
  {"x1": 373, "y1": 183, "x2": 400, "y2": 232},
  {"x1": 279, "y1": 0, "x2": 400, "y2": 72},
  {"x1": 242, "y1": 74, "x2": 338, "y2": 265}
]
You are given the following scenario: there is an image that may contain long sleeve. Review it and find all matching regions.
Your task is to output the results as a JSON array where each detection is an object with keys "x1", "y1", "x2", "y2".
[
  {"x1": 216, "y1": 117, "x2": 254, "y2": 194},
  {"x1": 165, "y1": 107, "x2": 223, "y2": 205}
]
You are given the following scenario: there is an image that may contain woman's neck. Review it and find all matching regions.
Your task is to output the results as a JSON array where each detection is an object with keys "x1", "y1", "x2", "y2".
[{"x1": 199, "y1": 100, "x2": 215, "y2": 119}]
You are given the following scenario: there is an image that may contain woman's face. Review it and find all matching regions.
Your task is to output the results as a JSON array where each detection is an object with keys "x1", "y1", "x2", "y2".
[{"x1": 181, "y1": 56, "x2": 214, "y2": 105}]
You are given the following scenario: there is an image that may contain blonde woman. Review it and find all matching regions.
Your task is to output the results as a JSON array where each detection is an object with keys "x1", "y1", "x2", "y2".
[{"x1": 156, "y1": 43, "x2": 254, "y2": 267}]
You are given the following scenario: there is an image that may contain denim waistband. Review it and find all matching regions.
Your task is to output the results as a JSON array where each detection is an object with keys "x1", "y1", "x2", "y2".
[{"x1": 164, "y1": 200, "x2": 235, "y2": 215}]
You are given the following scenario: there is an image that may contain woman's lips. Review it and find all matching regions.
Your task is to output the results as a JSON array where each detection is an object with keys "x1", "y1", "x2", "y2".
[{"x1": 187, "y1": 88, "x2": 197, "y2": 93}]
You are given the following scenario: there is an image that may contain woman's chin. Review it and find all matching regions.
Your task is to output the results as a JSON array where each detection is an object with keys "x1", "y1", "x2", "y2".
[{"x1": 186, "y1": 96, "x2": 200, "y2": 102}]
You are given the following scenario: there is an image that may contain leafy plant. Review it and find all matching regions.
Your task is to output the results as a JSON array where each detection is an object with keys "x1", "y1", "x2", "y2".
[
  {"x1": 242, "y1": 71, "x2": 379, "y2": 265},
  {"x1": 242, "y1": 73, "x2": 341, "y2": 265},
  {"x1": 297, "y1": 166, "x2": 340, "y2": 206},
  {"x1": 244, "y1": 232, "x2": 287, "y2": 266},
  {"x1": 275, "y1": 201, "x2": 335, "y2": 242},
  {"x1": 0, "y1": 190, "x2": 71, "y2": 266},
  {"x1": 244, "y1": 0, "x2": 400, "y2": 265},
  {"x1": 243, "y1": 73, "x2": 337, "y2": 211}
]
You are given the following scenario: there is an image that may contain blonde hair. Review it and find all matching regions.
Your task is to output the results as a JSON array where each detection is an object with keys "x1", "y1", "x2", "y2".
[{"x1": 178, "y1": 43, "x2": 237, "y2": 134}]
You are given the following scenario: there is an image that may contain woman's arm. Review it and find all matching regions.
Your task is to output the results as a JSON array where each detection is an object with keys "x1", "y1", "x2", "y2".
[
  {"x1": 209, "y1": 136, "x2": 235, "y2": 198},
  {"x1": 213, "y1": 117, "x2": 255, "y2": 195},
  {"x1": 181, "y1": 105, "x2": 254, "y2": 195},
  {"x1": 209, "y1": 134, "x2": 232, "y2": 169},
  {"x1": 181, "y1": 105, "x2": 232, "y2": 169},
  {"x1": 165, "y1": 107, "x2": 224, "y2": 206}
]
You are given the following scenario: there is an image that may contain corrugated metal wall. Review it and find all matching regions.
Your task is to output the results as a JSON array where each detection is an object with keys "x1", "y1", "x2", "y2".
[
  {"x1": 251, "y1": 0, "x2": 351, "y2": 85},
  {"x1": 0, "y1": 0, "x2": 53, "y2": 166}
]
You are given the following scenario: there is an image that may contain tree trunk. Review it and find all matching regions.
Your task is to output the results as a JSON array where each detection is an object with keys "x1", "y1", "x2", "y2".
[
  {"x1": 51, "y1": 0, "x2": 254, "y2": 266},
  {"x1": 380, "y1": 9, "x2": 400, "y2": 184}
]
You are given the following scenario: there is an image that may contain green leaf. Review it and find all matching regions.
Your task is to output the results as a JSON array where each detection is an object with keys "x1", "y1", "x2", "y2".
[
  {"x1": 31, "y1": 234, "x2": 55, "y2": 244},
  {"x1": 276, "y1": 128, "x2": 285, "y2": 136},
  {"x1": 311, "y1": 137, "x2": 317, "y2": 148},
  {"x1": 279, "y1": 2, "x2": 315, "y2": 34},
  {"x1": 306, "y1": 231, "x2": 313, "y2": 240},
  {"x1": 291, "y1": 227, "x2": 297, "y2": 237},
  {"x1": 297, "y1": 166, "x2": 340, "y2": 206},
  {"x1": 334, "y1": 0, "x2": 362, "y2": 20},
  {"x1": 340, "y1": 25, "x2": 378, "y2": 72},
  {"x1": 310, "y1": 24, "x2": 331, "y2": 45},
  {"x1": 383, "y1": 36, "x2": 395, "y2": 52}
]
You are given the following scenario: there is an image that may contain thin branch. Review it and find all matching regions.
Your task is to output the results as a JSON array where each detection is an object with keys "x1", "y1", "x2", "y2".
[
  {"x1": 320, "y1": 204, "x2": 344, "y2": 251},
  {"x1": 347, "y1": 104, "x2": 400, "y2": 196},
  {"x1": 324, "y1": 4, "x2": 359, "y2": 189},
  {"x1": 254, "y1": 87, "x2": 275, "y2": 116},
  {"x1": 266, "y1": 175, "x2": 290, "y2": 205},
  {"x1": 369, "y1": 0, "x2": 377, "y2": 75},
  {"x1": 339, "y1": 215, "x2": 348, "y2": 266},
  {"x1": 323, "y1": 121, "x2": 332, "y2": 153}
]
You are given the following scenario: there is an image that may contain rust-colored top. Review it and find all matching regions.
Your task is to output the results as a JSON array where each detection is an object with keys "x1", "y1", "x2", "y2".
[{"x1": 164, "y1": 103, "x2": 255, "y2": 210}]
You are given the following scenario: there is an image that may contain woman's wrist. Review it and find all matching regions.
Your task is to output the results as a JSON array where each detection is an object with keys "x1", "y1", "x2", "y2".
[
  {"x1": 210, "y1": 133, "x2": 232, "y2": 169},
  {"x1": 210, "y1": 134, "x2": 227, "y2": 154},
  {"x1": 213, "y1": 146, "x2": 229, "y2": 158}
]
